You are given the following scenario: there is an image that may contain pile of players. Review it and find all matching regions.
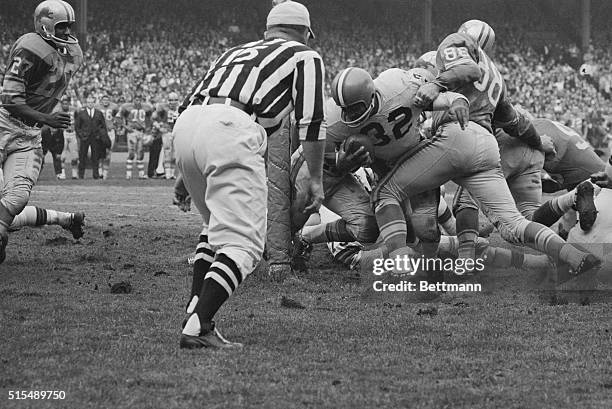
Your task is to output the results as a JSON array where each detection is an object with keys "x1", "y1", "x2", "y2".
[{"x1": 290, "y1": 19, "x2": 610, "y2": 282}]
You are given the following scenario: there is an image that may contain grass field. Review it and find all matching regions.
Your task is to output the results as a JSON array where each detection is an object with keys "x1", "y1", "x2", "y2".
[{"x1": 1, "y1": 155, "x2": 611, "y2": 409}]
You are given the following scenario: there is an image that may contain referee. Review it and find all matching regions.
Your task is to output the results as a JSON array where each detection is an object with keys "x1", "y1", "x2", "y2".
[{"x1": 175, "y1": 1, "x2": 326, "y2": 349}]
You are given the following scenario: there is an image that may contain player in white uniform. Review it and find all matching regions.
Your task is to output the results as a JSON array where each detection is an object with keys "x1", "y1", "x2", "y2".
[
  {"x1": 57, "y1": 96, "x2": 78, "y2": 179},
  {"x1": 96, "y1": 95, "x2": 119, "y2": 179},
  {"x1": 152, "y1": 92, "x2": 179, "y2": 179}
]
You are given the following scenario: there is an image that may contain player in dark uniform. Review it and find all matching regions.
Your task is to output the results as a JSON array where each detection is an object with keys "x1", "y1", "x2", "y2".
[
  {"x1": 41, "y1": 125, "x2": 64, "y2": 178},
  {"x1": 0, "y1": 0, "x2": 83, "y2": 263}
]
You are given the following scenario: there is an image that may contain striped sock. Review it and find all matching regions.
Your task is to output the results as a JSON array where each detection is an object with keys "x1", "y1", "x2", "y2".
[
  {"x1": 196, "y1": 253, "x2": 242, "y2": 322},
  {"x1": 375, "y1": 202, "x2": 407, "y2": 253},
  {"x1": 524, "y1": 222, "x2": 584, "y2": 269},
  {"x1": 323, "y1": 219, "x2": 356, "y2": 242},
  {"x1": 186, "y1": 235, "x2": 214, "y2": 313}
]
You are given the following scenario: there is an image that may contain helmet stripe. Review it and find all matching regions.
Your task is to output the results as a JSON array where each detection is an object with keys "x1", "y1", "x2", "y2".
[
  {"x1": 481, "y1": 30, "x2": 491, "y2": 51},
  {"x1": 477, "y1": 25, "x2": 486, "y2": 43},
  {"x1": 335, "y1": 68, "x2": 352, "y2": 107}
]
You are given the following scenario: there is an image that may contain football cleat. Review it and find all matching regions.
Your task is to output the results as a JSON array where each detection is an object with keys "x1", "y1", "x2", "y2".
[
  {"x1": 574, "y1": 181, "x2": 597, "y2": 231},
  {"x1": 64, "y1": 212, "x2": 85, "y2": 239},
  {"x1": 291, "y1": 232, "x2": 312, "y2": 272},
  {"x1": 571, "y1": 254, "x2": 601, "y2": 277},
  {"x1": 180, "y1": 321, "x2": 243, "y2": 349},
  {"x1": 0, "y1": 231, "x2": 7, "y2": 264}
]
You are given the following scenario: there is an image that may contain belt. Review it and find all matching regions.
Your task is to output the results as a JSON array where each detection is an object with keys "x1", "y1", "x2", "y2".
[{"x1": 191, "y1": 96, "x2": 253, "y2": 115}]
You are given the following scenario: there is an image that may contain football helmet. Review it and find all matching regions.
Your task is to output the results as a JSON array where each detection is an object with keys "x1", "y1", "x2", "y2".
[
  {"x1": 458, "y1": 20, "x2": 495, "y2": 54},
  {"x1": 331, "y1": 67, "x2": 376, "y2": 127},
  {"x1": 34, "y1": 0, "x2": 78, "y2": 45},
  {"x1": 415, "y1": 51, "x2": 439, "y2": 76}
]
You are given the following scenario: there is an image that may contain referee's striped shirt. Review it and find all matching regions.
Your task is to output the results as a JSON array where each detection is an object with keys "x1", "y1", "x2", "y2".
[{"x1": 182, "y1": 38, "x2": 326, "y2": 141}]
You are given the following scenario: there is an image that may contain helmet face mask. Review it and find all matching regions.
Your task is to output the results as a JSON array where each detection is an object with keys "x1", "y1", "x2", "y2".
[
  {"x1": 34, "y1": 0, "x2": 78, "y2": 45},
  {"x1": 331, "y1": 67, "x2": 376, "y2": 128},
  {"x1": 341, "y1": 100, "x2": 374, "y2": 127}
]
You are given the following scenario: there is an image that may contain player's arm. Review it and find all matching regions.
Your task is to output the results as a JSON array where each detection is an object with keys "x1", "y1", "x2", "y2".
[
  {"x1": 1, "y1": 48, "x2": 70, "y2": 128},
  {"x1": 293, "y1": 52, "x2": 326, "y2": 212},
  {"x1": 415, "y1": 36, "x2": 481, "y2": 107},
  {"x1": 493, "y1": 100, "x2": 547, "y2": 151},
  {"x1": 427, "y1": 92, "x2": 470, "y2": 129}
]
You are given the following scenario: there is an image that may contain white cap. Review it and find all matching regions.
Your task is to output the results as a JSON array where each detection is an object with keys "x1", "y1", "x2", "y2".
[{"x1": 266, "y1": 1, "x2": 315, "y2": 39}]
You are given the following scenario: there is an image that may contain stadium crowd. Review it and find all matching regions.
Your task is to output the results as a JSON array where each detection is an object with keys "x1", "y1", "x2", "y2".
[{"x1": 2, "y1": 0, "x2": 612, "y2": 153}]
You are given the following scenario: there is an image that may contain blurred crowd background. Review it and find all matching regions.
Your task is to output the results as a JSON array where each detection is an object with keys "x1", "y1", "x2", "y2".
[{"x1": 2, "y1": 0, "x2": 612, "y2": 149}]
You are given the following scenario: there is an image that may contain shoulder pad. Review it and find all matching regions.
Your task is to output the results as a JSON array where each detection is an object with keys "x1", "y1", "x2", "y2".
[{"x1": 13, "y1": 33, "x2": 55, "y2": 59}]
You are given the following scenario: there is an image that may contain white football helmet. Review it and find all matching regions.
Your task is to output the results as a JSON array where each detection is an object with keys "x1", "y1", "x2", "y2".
[{"x1": 458, "y1": 20, "x2": 495, "y2": 54}]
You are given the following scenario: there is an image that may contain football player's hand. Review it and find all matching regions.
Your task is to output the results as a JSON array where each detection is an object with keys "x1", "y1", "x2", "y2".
[
  {"x1": 539, "y1": 134, "x2": 556, "y2": 156},
  {"x1": 337, "y1": 143, "x2": 371, "y2": 174},
  {"x1": 448, "y1": 99, "x2": 469, "y2": 130},
  {"x1": 45, "y1": 112, "x2": 72, "y2": 129},
  {"x1": 173, "y1": 192, "x2": 191, "y2": 212},
  {"x1": 591, "y1": 171, "x2": 612, "y2": 189},
  {"x1": 304, "y1": 177, "x2": 324, "y2": 214},
  {"x1": 415, "y1": 83, "x2": 441, "y2": 108}
]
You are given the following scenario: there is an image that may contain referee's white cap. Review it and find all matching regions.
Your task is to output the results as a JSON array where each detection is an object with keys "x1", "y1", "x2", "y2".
[{"x1": 267, "y1": 1, "x2": 315, "y2": 39}]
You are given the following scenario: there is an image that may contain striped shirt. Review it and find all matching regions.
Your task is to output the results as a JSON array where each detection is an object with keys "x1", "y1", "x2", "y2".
[{"x1": 182, "y1": 37, "x2": 326, "y2": 141}]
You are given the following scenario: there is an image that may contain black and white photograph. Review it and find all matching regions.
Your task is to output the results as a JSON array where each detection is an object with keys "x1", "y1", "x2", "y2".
[{"x1": 1, "y1": 0, "x2": 611, "y2": 407}]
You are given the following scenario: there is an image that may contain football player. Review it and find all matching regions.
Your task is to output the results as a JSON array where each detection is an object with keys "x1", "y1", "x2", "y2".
[
  {"x1": 97, "y1": 95, "x2": 119, "y2": 180},
  {"x1": 57, "y1": 95, "x2": 78, "y2": 179},
  {"x1": 152, "y1": 92, "x2": 180, "y2": 179},
  {"x1": 338, "y1": 63, "x2": 601, "y2": 277},
  {"x1": 291, "y1": 76, "x2": 460, "y2": 271},
  {"x1": 41, "y1": 125, "x2": 64, "y2": 179},
  {"x1": 327, "y1": 66, "x2": 469, "y2": 266},
  {"x1": 414, "y1": 20, "x2": 559, "y2": 265},
  {"x1": 117, "y1": 93, "x2": 154, "y2": 179},
  {"x1": 0, "y1": 0, "x2": 83, "y2": 263}
]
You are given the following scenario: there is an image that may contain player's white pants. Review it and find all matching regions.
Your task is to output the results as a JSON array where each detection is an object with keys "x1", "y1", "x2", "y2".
[
  {"x1": 0, "y1": 108, "x2": 43, "y2": 228},
  {"x1": 174, "y1": 104, "x2": 267, "y2": 277},
  {"x1": 61, "y1": 131, "x2": 78, "y2": 166}
]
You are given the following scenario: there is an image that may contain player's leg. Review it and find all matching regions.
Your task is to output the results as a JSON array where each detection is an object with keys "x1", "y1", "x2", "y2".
[
  {"x1": 77, "y1": 137, "x2": 89, "y2": 179},
  {"x1": 458, "y1": 168, "x2": 600, "y2": 275},
  {"x1": 126, "y1": 132, "x2": 136, "y2": 179},
  {"x1": 59, "y1": 133, "x2": 69, "y2": 179},
  {"x1": 452, "y1": 186, "x2": 481, "y2": 262},
  {"x1": 10, "y1": 206, "x2": 85, "y2": 239},
  {"x1": 507, "y1": 152, "x2": 544, "y2": 220},
  {"x1": 68, "y1": 133, "x2": 79, "y2": 179},
  {"x1": 136, "y1": 132, "x2": 146, "y2": 179},
  {"x1": 162, "y1": 132, "x2": 174, "y2": 179},
  {"x1": 532, "y1": 181, "x2": 598, "y2": 231},
  {"x1": 0, "y1": 146, "x2": 43, "y2": 263},
  {"x1": 437, "y1": 186, "x2": 456, "y2": 235},
  {"x1": 51, "y1": 134, "x2": 64, "y2": 179},
  {"x1": 372, "y1": 128, "x2": 466, "y2": 256},
  {"x1": 102, "y1": 129, "x2": 115, "y2": 179}
]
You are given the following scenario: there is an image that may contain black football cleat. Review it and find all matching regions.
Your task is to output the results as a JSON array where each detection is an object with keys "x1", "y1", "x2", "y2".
[
  {"x1": 64, "y1": 212, "x2": 85, "y2": 239},
  {"x1": 574, "y1": 181, "x2": 597, "y2": 231},
  {"x1": 180, "y1": 320, "x2": 243, "y2": 349},
  {"x1": 291, "y1": 232, "x2": 312, "y2": 272}
]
